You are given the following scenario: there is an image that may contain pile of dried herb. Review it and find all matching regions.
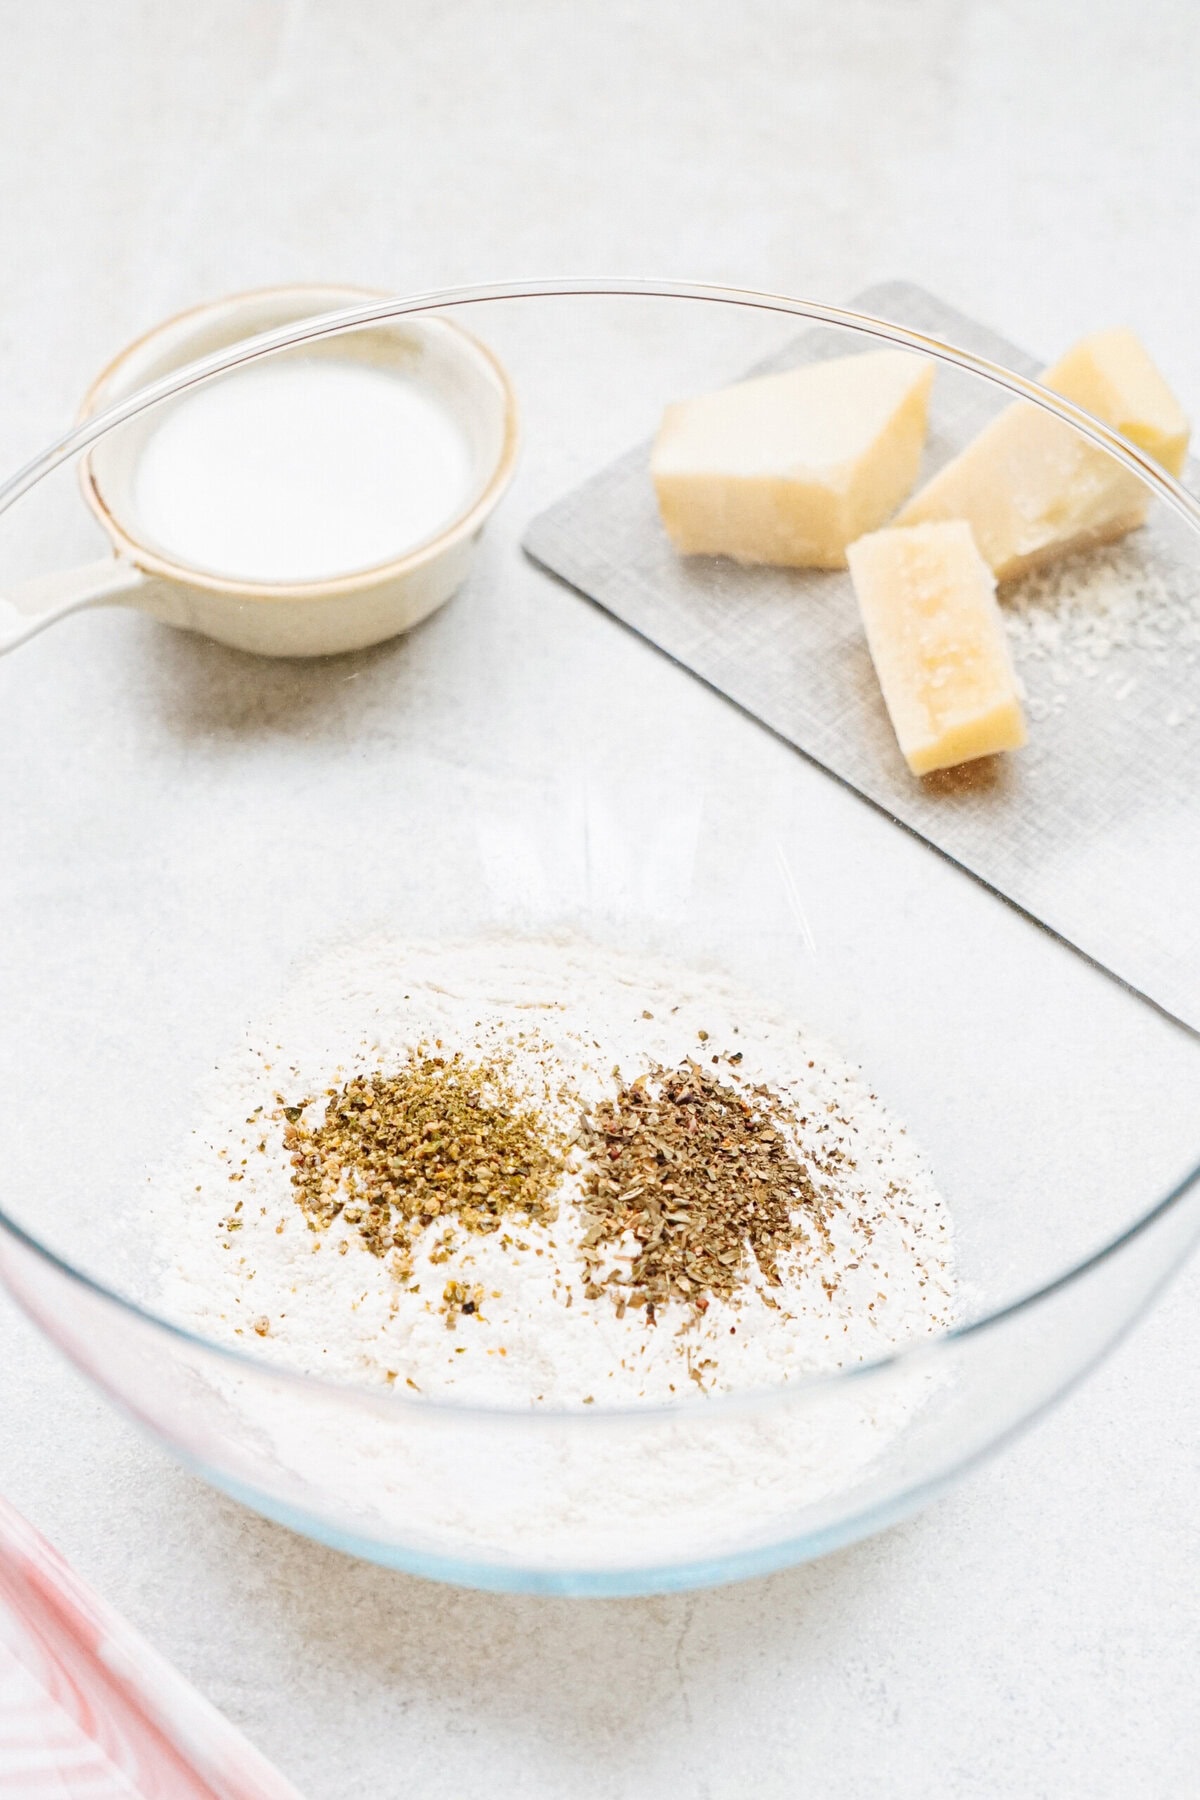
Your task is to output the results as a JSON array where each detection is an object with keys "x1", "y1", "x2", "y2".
[
  {"x1": 578, "y1": 1060, "x2": 827, "y2": 1322},
  {"x1": 280, "y1": 1051, "x2": 568, "y2": 1276}
]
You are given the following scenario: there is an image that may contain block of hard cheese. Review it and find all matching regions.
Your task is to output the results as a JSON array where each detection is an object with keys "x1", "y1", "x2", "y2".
[
  {"x1": 1041, "y1": 328, "x2": 1190, "y2": 477},
  {"x1": 652, "y1": 350, "x2": 934, "y2": 568},
  {"x1": 893, "y1": 395, "x2": 1150, "y2": 582},
  {"x1": 847, "y1": 520, "x2": 1027, "y2": 777}
]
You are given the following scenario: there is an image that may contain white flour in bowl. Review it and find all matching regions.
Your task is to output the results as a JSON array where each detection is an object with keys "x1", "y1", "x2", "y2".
[
  {"x1": 152, "y1": 935, "x2": 954, "y2": 1403},
  {"x1": 146, "y1": 935, "x2": 957, "y2": 1570}
]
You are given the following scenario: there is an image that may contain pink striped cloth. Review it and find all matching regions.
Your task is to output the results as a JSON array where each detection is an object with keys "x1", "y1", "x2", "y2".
[{"x1": 0, "y1": 1494, "x2": 303, "y2": 1798}]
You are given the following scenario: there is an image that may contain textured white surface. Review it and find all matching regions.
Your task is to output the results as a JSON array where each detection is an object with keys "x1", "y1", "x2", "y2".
[{"x1": 1, "y1": 2, "x2": 1199, "y2": 1796}]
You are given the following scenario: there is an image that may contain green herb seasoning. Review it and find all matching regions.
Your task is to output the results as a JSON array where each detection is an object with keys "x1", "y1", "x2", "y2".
[
  {"x1": 280, "y1": 1052, "x2": 569, "y2": 1288},
  {"x1": 578, "y1": 1060, "x2": 829, "y2": 1322}
]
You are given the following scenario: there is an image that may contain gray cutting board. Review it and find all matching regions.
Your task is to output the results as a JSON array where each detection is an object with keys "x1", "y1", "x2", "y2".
[{"x1": 523, "y1": 281, "x2": 1200, "y2": 1034}]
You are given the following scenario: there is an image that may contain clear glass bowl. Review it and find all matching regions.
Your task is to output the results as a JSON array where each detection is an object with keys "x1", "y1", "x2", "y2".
[{"x1": 2, "y1": 281, "x2": 1199, "y2": 1596}]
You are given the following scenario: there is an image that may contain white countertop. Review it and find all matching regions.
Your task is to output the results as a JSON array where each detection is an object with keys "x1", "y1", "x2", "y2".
[{"x1": 2, "y1": 3, "x2": 1199, "y2": 1794}]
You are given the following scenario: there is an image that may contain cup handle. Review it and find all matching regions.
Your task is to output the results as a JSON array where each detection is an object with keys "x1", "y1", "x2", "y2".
[{"x1": 0, "y1": 556, "x2": 155, "y2": 655}]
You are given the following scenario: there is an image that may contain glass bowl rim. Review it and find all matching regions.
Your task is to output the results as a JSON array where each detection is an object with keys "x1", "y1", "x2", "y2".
[{"x1": 3, "y1": 274, "x2": 1199, "y2": 1423}]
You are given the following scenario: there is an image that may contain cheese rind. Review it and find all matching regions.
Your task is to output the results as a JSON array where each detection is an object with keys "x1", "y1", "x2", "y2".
[
  {"x1": 847, "y1": 520, "x2": 1027, "y2": 777},
  {"x1": 652, "y1": 350, "x2": 934, "y2": 568},
  {"x1": 1041, "y1": 328, "x2": 1190, "y2": 478},
  {"x1": 893, "y1": 399, "x2": 1149, "y2": 582}
]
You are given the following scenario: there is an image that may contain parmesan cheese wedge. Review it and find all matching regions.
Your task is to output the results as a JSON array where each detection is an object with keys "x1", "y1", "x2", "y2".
[
  {"x1": 895, "y1": 327, "x2": 1187, "y2": 582},
  {"x1": 652, "y1": 350, "x2": 934, "y2": 568},
  {"x1": 847, "y1": 520, "x2": 1027, "y2": 777},
  {"x1": 893, "y1": 403, "x2": 1149, "y2": 583},
  {"x1": 1041, "y1": 328, "x2": 1190, "y2": 478}
]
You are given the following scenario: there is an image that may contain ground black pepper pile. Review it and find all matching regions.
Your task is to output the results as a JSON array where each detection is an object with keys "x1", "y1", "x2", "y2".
[{"x1": 577, "y1": 1060, "x2": 828, "y2": 1321}]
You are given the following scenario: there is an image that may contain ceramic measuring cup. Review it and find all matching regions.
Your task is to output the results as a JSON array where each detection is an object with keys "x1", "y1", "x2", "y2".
[{"x1": 0, "y1": 285, "x2": 519, "y2": 658}]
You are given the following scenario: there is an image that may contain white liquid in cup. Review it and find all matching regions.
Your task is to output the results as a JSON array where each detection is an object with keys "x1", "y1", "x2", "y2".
[{"x1": 130, "y1": 359, "x2": 475, "y2": 585}]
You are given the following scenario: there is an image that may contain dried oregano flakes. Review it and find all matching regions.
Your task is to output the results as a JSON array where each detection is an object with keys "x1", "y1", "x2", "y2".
[
  {"x1": 576, "y1": 1059, "x2": 832, "y2": 1322},
  {"x1": 280, "y1": 1049, "x2": 569, "y2": 1261},
  {"x1": 280, "y1": 1045, "x2": 836, "y2": 1330}
]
